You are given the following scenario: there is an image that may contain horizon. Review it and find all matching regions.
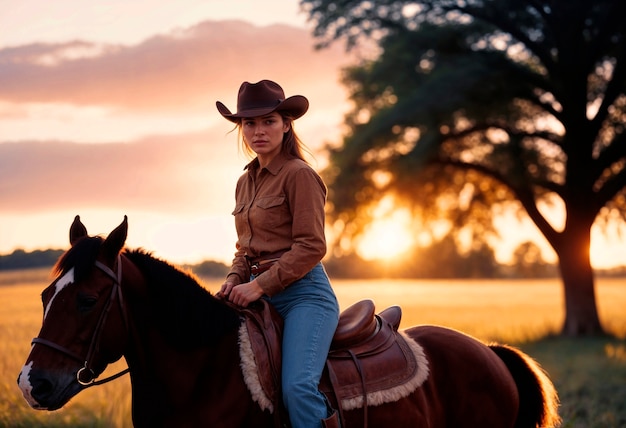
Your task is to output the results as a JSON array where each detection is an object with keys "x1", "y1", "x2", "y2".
[{"x1": 2, "y1": 242, "x2": 626, "y2": 275}]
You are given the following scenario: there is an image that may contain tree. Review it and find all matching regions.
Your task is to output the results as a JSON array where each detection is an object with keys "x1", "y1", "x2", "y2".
[
  {"x1": 0, "y1": 249, "x2": 64, "y2": 270},
  {"x1": 510, "y1": 241, "x2": 555, "y2": 278},
  {"x1": 302, "y1": 0, "x2": 626, "y2": 336}
]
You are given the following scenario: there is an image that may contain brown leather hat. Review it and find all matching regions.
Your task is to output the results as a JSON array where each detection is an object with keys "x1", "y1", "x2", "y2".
[{"x1": 216, "y1": 80, "x2": 309, "y2": 123}]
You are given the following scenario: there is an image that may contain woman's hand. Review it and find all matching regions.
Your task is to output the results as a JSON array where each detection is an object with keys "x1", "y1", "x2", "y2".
[
  {"x1": 226, "y1": 280, "x2": 264, "y2": 307},
  {"x1": 217, "y1": 280, "x2": 236, "y2": 300}
]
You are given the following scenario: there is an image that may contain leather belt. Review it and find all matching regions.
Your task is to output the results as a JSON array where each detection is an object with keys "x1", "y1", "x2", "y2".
[
  {"x1": 249, "y1": 258, "x2": 281, "y2": 276},
  {"x1": 247, "y1": 250, "x2": 288, "y2": 276}
]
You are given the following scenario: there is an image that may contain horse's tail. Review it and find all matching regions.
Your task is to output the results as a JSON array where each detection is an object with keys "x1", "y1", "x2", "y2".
[{"x1": 489, "y1": 344, "x2": 561, "y2": 428}]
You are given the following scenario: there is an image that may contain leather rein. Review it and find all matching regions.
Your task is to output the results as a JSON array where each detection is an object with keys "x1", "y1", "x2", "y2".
[{"x1": 31, "y1": 256, "x2": 130, "y2": 388}]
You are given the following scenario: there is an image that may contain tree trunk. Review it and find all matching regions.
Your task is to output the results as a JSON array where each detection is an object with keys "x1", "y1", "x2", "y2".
[{"x1": 556, "y1": 222, "x2": 605, "y2": 336}]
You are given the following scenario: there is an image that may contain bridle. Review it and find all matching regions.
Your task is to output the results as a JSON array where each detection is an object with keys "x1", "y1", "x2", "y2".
[{"x1": 31, "y1": 255, "x2": 130, "y2": 387}]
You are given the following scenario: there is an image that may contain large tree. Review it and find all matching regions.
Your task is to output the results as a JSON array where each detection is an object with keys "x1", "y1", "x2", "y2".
[{"x1": 302, "y1": 0, "x2": 626, "y2": 336}]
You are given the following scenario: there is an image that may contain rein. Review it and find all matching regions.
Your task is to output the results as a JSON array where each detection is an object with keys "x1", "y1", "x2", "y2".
[{"x1": 31, "y1": 255, "x2": 130, "y2": 388}]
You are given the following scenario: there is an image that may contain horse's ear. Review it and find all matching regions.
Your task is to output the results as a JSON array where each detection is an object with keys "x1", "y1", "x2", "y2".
[
  {"x1": 70, "y1": 215, "x2": 88, "y2": 246},
  {"x1": 102, "y1": 216, "x2": 128, "y2": 262}
]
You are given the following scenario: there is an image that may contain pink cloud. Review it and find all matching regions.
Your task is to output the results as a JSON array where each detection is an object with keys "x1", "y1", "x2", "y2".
[
  {"x1": 0, "y1": 20, "x2": 351, "y2": 216},
  {"x1": 0, "y1": 20, "x2": 350, "y2": 111},
  {"x1": 0, "y1": 128, "x2": 242, "y2": 213}
]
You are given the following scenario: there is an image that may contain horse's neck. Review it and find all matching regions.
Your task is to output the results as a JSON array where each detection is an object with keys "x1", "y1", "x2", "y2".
[
  {"x1": 117, "y1": 260, "x2": 265, "y2": 425},
  {"x1": 123, "y1": 296, "x2": 241, "y2": 384},
  {"x1": 125, "y1": 321, "x2": 255, "y2": 426},
  {"x1": 119, "y1": 260, "x2": 241, "y2": 386}
]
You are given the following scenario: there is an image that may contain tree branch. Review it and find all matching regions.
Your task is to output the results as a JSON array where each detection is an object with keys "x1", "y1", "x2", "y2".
[
  {"x1": 592, "y1": 130, "x2": 626, "y2": 183},
  {"x1": 450, "y1": 2, "x2": 559, "y2": 78},
  {"x1": 589, "y1": 55, "x2": 626, "y2": 137},
  {"x1": 432, "y1": 157, "x2": 561, "y2": 245},
  {"x1": 596, "y1": 163, "x2": 626, "y2": 211},
  {"x1": 447, "y1": 120, "x2": 563, "y2": 149}
]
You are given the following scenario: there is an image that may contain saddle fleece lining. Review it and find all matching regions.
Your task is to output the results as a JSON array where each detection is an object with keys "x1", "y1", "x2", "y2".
[
  {"x1": 238, "y1": 323, "x2": 274, "y2": 412},
  {"x1": 238, "y1": 323, "x2": 430, "y2": 413}
]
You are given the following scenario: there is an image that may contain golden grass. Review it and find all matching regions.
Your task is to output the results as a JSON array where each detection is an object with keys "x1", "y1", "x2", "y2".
[
  {"x1": 1, "y1": 270, "x2": 624, "y2": 427},
  {"x1": 0, "y1": 270, "x2": 133, "y2": 427},
  {"x1": 330, "y1": 278, "x2": 626, "y2": 342}
]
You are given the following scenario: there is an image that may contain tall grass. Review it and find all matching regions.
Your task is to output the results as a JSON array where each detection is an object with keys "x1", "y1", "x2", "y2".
[
  {"x1": 329, "y1": 278, "x2": 626, "y2": 342},
  {"x1": 0, "y1": 270, "x2": 132, "y2": 428},
  {"x1": 1, "y1": 269, "x2": 624, "y2": 427}
]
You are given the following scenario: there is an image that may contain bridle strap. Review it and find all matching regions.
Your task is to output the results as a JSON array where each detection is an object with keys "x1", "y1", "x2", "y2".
[
  {"x1": 31, "y1": 337, "x2": 84, "y2": 362},
  {"x1": 95, "y1": 259, "x2": 120, "y2": 284},
  {"x1": 96, "y1": 258, "x2": 129, "y2": 332},
  {"x1": 32, "y1": 255, "x2": 130, "y2": 388},
  {"x1": 79, "y1": 262, "x2": 122, "y2": 385}
]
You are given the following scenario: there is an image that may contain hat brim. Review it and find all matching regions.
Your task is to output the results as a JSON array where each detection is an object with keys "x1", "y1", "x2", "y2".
[{"x1": 216, "y1": 95, "x2": 309, "y2": 123}]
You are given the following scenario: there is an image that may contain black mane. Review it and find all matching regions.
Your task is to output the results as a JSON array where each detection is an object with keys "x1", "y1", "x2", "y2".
[
  {"x1": 53, "y1": 236, "x2": 103, "y2": 281},
  {"x1": 55, "y1": 239, "x2": 240, "y2": 349},
  {"x1": 124, "y1": 249, "x2": 241, "y2": 349}
]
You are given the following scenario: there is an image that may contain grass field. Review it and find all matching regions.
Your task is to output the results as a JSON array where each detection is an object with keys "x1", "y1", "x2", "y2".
[{"x1": 1, "y1": 269, "x2": 624, "y2": 427}]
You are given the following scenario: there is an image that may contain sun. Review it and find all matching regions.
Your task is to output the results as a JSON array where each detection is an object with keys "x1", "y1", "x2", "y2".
[{"x1": 356, "y1": 210, "x2": 415, "y2": 262}]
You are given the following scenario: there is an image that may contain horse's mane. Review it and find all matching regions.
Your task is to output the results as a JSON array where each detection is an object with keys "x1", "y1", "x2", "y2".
[
  {"x1": 124, "y1": 249, "x2": 241, "y2": 349},
  {"x1": 54, "y1": 238, "x2": 240, "y2": 349},
  {"x1": 53, "y1": 236, "x2": 103, "y2": 281}
]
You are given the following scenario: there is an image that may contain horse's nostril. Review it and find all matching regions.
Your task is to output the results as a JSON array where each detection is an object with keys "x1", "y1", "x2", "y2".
[{"x1": 30, "y1": 377, "x2": 55, "y2": 402}]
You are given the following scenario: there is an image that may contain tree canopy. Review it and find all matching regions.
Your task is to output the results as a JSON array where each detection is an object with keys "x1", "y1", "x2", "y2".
[{"x1": 302, "y1": 0, "x2": 626, "y2": 335}]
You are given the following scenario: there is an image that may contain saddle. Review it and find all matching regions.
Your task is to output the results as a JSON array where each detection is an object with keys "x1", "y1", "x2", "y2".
[{"x1": 234, "y1": 299, "x2": 423, "y2": 428}]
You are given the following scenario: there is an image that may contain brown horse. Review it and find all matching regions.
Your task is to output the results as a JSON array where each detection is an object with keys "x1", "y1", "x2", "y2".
[{"x1": 17, "y1": 216, "x2": 560, "y2": 427}]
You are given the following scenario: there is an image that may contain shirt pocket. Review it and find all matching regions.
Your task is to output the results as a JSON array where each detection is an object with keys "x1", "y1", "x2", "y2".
[
  {"x1": 255, "y1": 195, "x2": 287, "y2": 228},
  {"x1": 231, "y1": 203, "x2": 245, "y2": 216},
  {"x1": 231, "y1": 203, "x2": 247, "y2": 234}
]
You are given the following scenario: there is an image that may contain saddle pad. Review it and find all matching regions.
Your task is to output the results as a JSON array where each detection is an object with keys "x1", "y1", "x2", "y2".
[
  {"x1": 238, "y1": 324, "x2": 429, "y2": 413},
  {"x1": 322, "y1": 331, "x2": 429, "y2": 411},
  {"x1": 230, "y1": 299, "x2": 284, "y2": 415}
]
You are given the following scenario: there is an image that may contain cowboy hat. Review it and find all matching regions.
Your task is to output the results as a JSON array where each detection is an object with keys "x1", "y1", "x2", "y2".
[{"x1": 216, "y1": 80, "x2": 309, "y2": 123}]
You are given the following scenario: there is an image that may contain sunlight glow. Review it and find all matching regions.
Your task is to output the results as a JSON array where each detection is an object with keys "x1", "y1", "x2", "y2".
[
  {"x1": 357, "y1": 216, "x2": 415, "y2": 261},
  {"x1": 356, "y1": 198, "x2": 415, "y2": 261}
]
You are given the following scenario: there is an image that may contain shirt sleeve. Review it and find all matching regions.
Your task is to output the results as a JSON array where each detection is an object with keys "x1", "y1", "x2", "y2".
[
  {"x1": 226, "y1": 243, "x2": 249, "y2": 285},
  {"x1": 226, "y1": 178, "x2": 251, "y2": 285}
]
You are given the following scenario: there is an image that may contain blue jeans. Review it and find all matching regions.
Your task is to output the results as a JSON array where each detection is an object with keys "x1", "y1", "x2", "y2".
[{"x1": 263, "y1": 263, "x2": 339, "y2": 428}]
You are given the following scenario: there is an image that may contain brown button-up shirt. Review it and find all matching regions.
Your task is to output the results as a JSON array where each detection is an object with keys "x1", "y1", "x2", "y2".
[{"x1": 227, "y1": 152, "x2": 327, "y2": 296}]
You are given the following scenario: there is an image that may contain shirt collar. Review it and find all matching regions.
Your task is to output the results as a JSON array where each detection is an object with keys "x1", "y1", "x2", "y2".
[{"x1": 244, "y1": 152, "x2": 294, "y2": 176}]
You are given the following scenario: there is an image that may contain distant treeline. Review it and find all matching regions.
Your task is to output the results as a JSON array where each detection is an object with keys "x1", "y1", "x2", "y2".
[
  {"x1": 0, "y1": 249, "x2": 232, "y2": 277},
  {"x1": 190, "y1": 260, "x2": 230, "y2": 278},
  {"x1": 1, "y1": 247, "x2": 624, "y2": 279},
  {"x1": 0, "y1": 249, "x2": 64, "y2": 270}
]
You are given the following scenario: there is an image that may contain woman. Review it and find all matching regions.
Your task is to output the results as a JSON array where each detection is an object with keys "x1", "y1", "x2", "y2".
[{"x1": 217, "y1": 80, "x2": 340, "y2": 428}]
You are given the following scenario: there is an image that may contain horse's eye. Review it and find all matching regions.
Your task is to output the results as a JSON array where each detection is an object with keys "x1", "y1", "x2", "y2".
[{"x1": 77, "y1": 294, "x2": 98, "y2": 313}]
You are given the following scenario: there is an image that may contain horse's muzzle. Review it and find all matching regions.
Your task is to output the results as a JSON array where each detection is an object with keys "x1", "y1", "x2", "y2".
[{"x1": 17, "y1": 362, "x2": 82, "y2": 411}]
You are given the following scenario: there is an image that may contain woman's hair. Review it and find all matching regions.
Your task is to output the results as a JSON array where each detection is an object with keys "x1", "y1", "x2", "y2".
[{"x1": 236, "y1": 112, "x2": 314, "y2": 164}]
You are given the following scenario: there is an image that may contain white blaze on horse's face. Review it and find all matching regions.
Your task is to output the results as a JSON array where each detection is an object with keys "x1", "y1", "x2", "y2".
[
  {"x1": 18, "y1": 361, "x2": 40, "y2": 408},
  {"x1": 17, "y1": 267, "x2": 76, "y2": 410},
  {"x1": 44, "y1": 268, "x2": 75, "y2": 319}
]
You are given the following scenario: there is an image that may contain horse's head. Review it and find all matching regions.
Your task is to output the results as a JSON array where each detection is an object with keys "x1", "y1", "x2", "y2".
[{"x1": 17, "y1": 215, "x2": 130, "y2": 410}]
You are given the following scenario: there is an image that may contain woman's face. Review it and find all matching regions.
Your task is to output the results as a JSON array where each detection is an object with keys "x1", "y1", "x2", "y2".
[{"x1": 241, "y1": 112, "x2": 289, "y2": 160}]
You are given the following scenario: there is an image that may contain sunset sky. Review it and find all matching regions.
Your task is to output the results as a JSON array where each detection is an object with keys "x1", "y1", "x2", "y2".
[
  {"x1": 1, "y1": 0, "x2": 624, "y2": 268},
  {"x1": 0, "y1": 0, "x2": 354, "y2": 265}
]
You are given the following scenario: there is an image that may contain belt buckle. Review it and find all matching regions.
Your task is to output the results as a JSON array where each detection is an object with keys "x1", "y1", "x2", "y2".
[{"x1": 250, "y1": 263, "x2": 260, "y2": 276}]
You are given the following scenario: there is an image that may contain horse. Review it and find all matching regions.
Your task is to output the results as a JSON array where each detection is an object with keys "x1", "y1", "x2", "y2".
[{"x1": 17, "y1": 216, "x2": 561, "y2": 427}]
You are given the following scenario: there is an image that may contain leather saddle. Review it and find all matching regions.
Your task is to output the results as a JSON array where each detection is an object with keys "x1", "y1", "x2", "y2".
[{"x1": 234, "y1": 299, "x2": 420, "y2": 427}]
